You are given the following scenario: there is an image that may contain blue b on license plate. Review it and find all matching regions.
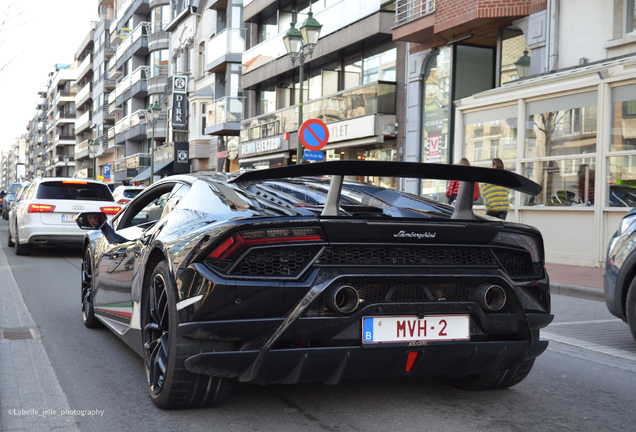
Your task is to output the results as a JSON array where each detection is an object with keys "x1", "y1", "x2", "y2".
[
  {"x1": 362, "y1": 315, "x2": 470, "y2": 344},
  {"x1": 61, "y1": 214, "x2": 76, "y2": 223}
]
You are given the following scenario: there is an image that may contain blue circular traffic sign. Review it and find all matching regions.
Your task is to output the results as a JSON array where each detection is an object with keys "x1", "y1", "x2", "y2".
[{"x1": 299, "y1": 119, "x2": 330, "y2": 151}]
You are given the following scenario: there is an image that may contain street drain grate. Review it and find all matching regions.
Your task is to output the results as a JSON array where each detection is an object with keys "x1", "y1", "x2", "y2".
[{"x1": 0, "y1": 327, "x2": 38, "y2": 340}]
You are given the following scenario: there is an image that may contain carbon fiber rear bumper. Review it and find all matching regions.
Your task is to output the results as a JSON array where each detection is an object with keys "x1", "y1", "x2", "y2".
[{"x1": 183, "y1": 339, "x2": 548, "y2": 384}]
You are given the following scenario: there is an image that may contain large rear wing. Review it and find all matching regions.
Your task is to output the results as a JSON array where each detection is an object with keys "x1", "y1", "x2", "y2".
[{"x1": 230, "y1": 161, "x2": 542, "y2": 219}]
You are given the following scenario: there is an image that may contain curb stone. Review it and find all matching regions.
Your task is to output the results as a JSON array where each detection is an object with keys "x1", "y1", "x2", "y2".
[{"x1": 550, "y1": 282, "x2": 605, "y2": 302}]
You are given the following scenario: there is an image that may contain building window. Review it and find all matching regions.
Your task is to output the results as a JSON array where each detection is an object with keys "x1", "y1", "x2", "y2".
[
  {"x1": 199, "y1": 42, "x2": 205, "y2": 77},
  {"x1": 608, "y1": 84, "x2": 636, "y2": 206},
  {"x1": 523, "y1": 92, "x2": 598, "y2": 206},
  {"x1": 500, "y1": 27, "x2": 531, "y2": 84},
  {"x1": 258, "y1": 87, "x2": 277, "y2": 115},
  {"x1": 627, "y1": 0, "x2": 636, "y2": 33},
  {"x1": 362, "y1": 43, "x2": 397, "y2": 84}
]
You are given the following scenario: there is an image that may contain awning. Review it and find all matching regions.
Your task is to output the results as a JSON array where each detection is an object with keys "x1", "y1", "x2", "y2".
[{"x1": 130, "y1": 161, "x2": 173, "y2": 182}]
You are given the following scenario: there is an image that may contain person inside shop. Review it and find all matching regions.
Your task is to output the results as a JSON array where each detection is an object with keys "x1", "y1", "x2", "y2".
[
  {"x1": 446, "y1": 158, "x2": 480, "y2": 205},
  {"x1": 481, "y1": 158, "x2": 510, "y2": 220},
  {"x1": 578, "y1": 164, "x2": 595, "y2": 205}
]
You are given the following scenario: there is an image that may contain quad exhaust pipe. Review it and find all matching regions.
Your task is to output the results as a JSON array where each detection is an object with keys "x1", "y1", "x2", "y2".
[
  {"x1": 474, "y1": 284, "x2": 506, "y2": 312},
  {"x1": 325, "y1": 285, "x2": 360, "y2": 314}
]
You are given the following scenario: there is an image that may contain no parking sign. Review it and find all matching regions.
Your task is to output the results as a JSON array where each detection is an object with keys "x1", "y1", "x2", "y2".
[{"x1": 299, "y1": 119, "x2": 330, "y2": 151}]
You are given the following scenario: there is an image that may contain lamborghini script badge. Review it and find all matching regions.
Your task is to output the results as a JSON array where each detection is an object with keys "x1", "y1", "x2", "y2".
[{"x1": 394, "y1": 230, "x2": 436, "y2": 239}]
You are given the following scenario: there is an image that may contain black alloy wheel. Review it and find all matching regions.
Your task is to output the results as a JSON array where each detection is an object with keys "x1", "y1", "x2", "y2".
[
  {"x1": 7, "y1": 226, "x2": 14, "y2": 247},
  {"x1": 143, "y1": 261, "x2": 234, "y2": 409},
  {"x1": 625, "y1": 277, "x2": 636, "y2": 342},
  {"x1": 14, "y1": 229, "x2": 30, "y2": 256},
  {"x1": 81, "y1": 248, "x2": 102, "y2": 328}
]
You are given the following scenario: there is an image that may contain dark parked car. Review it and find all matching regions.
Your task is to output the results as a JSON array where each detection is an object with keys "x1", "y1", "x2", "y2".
[
  {"x1": 2, "y1": 182, "x2": 21, "y2": 220},
  {"x1": 604, "y1": 207, "x2": 636, "y2": 341},
  {"x1": 76, "y1": 161, "x2": 551, "y2": 409}
]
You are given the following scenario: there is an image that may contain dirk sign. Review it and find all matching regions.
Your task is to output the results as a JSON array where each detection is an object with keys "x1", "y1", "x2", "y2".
[{"x1": 172, "y1": 75, "x2": 188, "y2": 130}]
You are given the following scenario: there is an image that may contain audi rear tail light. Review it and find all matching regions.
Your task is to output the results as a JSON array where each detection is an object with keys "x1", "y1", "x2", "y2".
[
  {"x1": 209, "y1": 227, "x2": 323, "y2": 260},
  {"x1": 28, "y1": 204, "x2": 56, "y2": 213},
  {"x1": 100, "y1": 206, "x2": 121, "y2": 215}
]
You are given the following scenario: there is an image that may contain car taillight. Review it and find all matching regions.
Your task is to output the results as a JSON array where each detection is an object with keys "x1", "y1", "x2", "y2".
[
  {"x1": 100, "y1": 206, "x2": 121, "y2": 215},
  {"x1": 117, "y1": 198, "x2": 131, "y2": 204},
  {"x1": 28, "y1": 204, "x2": 56, "y2": 213},
  {"x1": 63, "y1": 180, "x2": 88, "y2": 184},
  {"x1": 209, "y1": 227, "x2": 323, "y2": 260}
]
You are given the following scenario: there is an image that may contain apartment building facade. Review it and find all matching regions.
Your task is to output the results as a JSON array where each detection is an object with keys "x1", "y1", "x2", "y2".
[
  {"x1": 43, "y1": 65, "x2": 78, "y2": 178},
  {"x1": 239, "y1": 0, "x2": 403, "y2": 179}
]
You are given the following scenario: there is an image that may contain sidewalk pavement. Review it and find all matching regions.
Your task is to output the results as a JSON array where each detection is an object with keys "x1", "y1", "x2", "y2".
[
  {"x1": 0, "y1": 244, "x2": 79, "y2": 431},
  {"x1": 545, "y1": 262, "x2": 605, "y2": 302}
]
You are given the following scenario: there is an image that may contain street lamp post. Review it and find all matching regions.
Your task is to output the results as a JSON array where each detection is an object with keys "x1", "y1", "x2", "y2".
[
  {"x1": 63, "y1": 154, "x2": 69, "y2": 177},
  {"x1": 283, "y1": 9, "x2": 322, "y2": 165},
  {"x1": 147, "y1": 101, "x2": 162, "y2": 185},
  {"x1": 88, "y1": 140, "x2": 98, "y2": 180}
]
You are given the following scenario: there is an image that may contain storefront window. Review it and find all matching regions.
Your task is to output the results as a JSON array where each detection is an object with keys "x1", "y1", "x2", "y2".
[
  {"x1": 608, "y1": 84, "x2": 636, "y2": 206},
  {"x1": 522, "y1": 158, "x2": 596, "y2": 206},
  {"x1": 464, "y1": 105, "x2": 518, "y2": 165},
  {"x1": 525, "y1": 92, "x2": 597, "y2": 158},
  {"x1": 421, "y1": 47, "x2": 450, "y2": 200},
  {"x1": 607, "y1": 155, "x2": 636, "y2": 207}
]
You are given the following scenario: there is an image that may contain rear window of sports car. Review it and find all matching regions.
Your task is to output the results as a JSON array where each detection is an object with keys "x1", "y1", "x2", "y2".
[
  {"x1": 122, "y1": 189, "x2": 143, "y2": 199},
  {"x1": 36, "y1": 182, "x2": 114, "y2": 201}
]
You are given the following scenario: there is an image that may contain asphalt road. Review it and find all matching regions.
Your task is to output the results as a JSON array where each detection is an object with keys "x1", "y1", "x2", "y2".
[{"x1": 1, "y1": 220, "x2": 635, "y2": 432}]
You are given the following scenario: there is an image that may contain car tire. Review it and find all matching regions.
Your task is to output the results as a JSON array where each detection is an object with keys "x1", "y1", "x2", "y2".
[
  {"x1": 81, "y1": 248, "x2": 102, "y2": 329},
  {"x1": 14, "y1": 229, "x2": 30, "y2": 256},
  {"x1": 7, "y1": 226, "x2": 14, "y2": 247},
  {"x1": 448, "y1": 359, "x2": 535, "y2": 390},
  {"x1": 626, "y1": 277, "x2": 636, "y2": 342},
  {"x1": 143, "y1": 260, "x2": 234, "y2": 409},
  {"x1": 2, "y1": 210, "x2": 6, "y2": 220}
]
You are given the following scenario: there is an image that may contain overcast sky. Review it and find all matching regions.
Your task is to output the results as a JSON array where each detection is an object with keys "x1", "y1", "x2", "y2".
[{"x1": 0, "y1": 0, "x2": 97, "y2": 153}]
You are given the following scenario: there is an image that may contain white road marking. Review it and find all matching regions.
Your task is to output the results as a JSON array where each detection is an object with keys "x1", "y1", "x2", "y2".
[
  {"x1": 542, "y1": 331, "x2": 636, "y2": 362},
  {"x1": 550, "y1": 319, "x2": 623, "y2": 326}
]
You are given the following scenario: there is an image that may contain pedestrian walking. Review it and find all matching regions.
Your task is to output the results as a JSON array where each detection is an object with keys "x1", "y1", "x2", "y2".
[
  {"x1": 446, "y1": 158, "x2": 480, "y2": 205},
  {"x1": 481, "y1": 158, "x2": 510, "y2": 220}
]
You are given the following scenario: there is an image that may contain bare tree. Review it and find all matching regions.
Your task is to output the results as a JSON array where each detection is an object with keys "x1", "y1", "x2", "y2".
[{"x1": 0, "y1": 0, "x2": 26, "y2": 74}]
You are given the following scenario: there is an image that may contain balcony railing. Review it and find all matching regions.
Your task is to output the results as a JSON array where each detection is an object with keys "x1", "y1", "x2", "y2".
[
  {"x1": 115, "y1": 115, "x2": 131, "y2": 135},
  {"x1": 77, "y1": 139, "x2": 89, "y2": 153},
  {"x1": 240, "y1": 81, "x2": 396, "y2": 142},
  {"x1": 243, "y1": 0, "x2": 384, "y2": 74},
  {"x1": 150, "y1": 64, "x2": 169, "y2": 78},
  {"x1": 394, "y1": 0, "x2": 435, "y2": 27},
  {"x1": 115, "y1": 21, "x2": 149, "y2": 60},
  {"x1": 113, "y1": 152, "x2": 151, "y2": 172},
  {"x1": 76, "y1": 83, "x2": 92, "y2": 103},
  {"x1": 56, "y1": 111, "x2": 76, "y2": 121},
  {"x1": 208, "y1": 28, "x2": 245, "y2": 62},
  {"x1": 206, "y1": 97, "x2": 244, "y2": 127},
  {"x1": 75, "y1": 111, "x2": 92, "y2": 129},
  {"x1": 115, "y1": 65, "x2": 150, "y2": 99},
  {"x1": 116, "y1": 0, "x2": 133, "y2": 26},
  {"x1": 77, "y1": 54, "x2": 92, "y2": 78},
  {"x1": 107, "y1": 127, "x2": 115, "y2": 139},
  {"x1": 144, "y1": 20, "x2": 170, "y2": 34}
]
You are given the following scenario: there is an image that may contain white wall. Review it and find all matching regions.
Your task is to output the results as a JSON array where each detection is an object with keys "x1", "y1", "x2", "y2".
[{"x1": 558, "y1": 0, "x2": 613, "y2": 67}]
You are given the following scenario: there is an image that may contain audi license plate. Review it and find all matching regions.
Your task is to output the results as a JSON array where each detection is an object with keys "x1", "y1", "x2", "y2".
[
  {"x1": 61, "y1": 214, "x2": 76, "y2": 223},
  {"x1": 362, "y1": 315, "x2": 470, "y2": 344}
]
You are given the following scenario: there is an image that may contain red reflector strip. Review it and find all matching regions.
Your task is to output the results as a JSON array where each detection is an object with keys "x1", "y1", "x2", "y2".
[
  {"x1": 209, "y1": 237, "x2": 235, "y2": 258},
  {"x1": 100, "y1": 206, "x2": 121, "y2": 215},
  {"x1": 63, "y1": 180, "x2": 88, "y2": 184},
  {"x1": 28, "y1": 204, "x2": 56, "y2": 213},
  {"x1": 240, "y1": 235, "x2": 323, "y2": 245},
  {"x1": 405, "y1": 351, "x2": 419, "y2": 373}
]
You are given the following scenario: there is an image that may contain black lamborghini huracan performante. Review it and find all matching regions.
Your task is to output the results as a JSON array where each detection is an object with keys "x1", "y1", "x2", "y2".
[{"x1": 76, "y1": 161, "x2": 553, "y2": 408}]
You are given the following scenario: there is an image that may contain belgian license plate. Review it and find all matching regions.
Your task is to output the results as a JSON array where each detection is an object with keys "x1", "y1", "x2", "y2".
[
  {"x1": 61, "y1": 214, "x2": 76, "y2": 223},
  {"x1": 362, "y1": 315, "x2": 470, "y2": 344}
]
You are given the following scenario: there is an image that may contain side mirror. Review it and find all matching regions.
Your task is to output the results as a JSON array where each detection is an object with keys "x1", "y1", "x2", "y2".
[{"x1": 75, "y1": 212, "x2": 107, "y2": 230}]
